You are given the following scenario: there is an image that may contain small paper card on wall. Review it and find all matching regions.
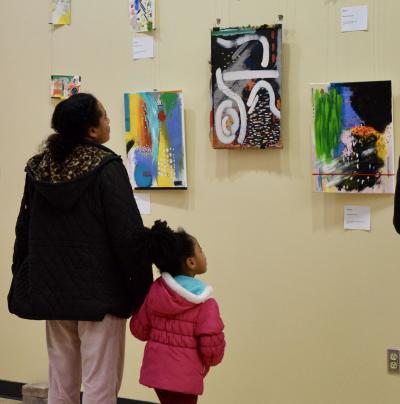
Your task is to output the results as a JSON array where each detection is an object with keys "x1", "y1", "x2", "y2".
[
  {"x1": 341, "y1": 5, "x2": 368, "y2": 32},
  {"x1": 134, "y1": 193, "x2": 151, "y2": 215},
  {"x1": 133, "y1": 35, "x2": 154, "y2": 59},
  {"x1": 344, "y1": 206, "x2": 371, "y2": 231},
  {"x1": 50, "y1": 0, "x2": 71, "y2": 25}
]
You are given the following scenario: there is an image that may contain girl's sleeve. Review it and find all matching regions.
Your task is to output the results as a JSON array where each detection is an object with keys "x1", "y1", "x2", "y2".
[
  {"x1": 129, "y1": 297, "x2": 151, "y2": 341},
  {"x1": 195, "y1": 298, "x2": 226, "y2": 368}
]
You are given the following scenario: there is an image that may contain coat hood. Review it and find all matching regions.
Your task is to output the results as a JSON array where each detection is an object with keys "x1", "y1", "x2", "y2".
[
  {"x1": 147, "y1": 273, "x2": 213, "y2": 316},
  {"x1": 26, "y1": 142, "x2": 120, "y2": 211}
]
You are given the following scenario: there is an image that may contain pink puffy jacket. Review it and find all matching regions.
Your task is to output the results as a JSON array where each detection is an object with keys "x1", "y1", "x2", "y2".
[{"x1": 130, "y1": 272, "x2": 225, "y2": 395}]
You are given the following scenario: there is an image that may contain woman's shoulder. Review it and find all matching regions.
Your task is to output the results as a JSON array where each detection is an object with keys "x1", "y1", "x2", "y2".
[{"x1": 26, "y1": 142, "x2": 121, "y2": 184}]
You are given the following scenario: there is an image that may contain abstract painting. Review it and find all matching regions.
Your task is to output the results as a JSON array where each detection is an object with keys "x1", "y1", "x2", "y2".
[
  {"x1": 50, "y1": 0, "x2": 71, "y2": 25},
  {"x1": 124, "y1": 91, "x2": 187, "y2": 189},
  {"x1": 311, "y1": 80, "x2": 394, "y2": 193},
  {"x1": 50, "y1": 75, "x2": 81, "y2": 99},
  {"x1": 211, "y1": 25, "x2": 282, "y2": 149},
  {"x1": 129, "y1": 0, "x2": 156, "y2": 32}
]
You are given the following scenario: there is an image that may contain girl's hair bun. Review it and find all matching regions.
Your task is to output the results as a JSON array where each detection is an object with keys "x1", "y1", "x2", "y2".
[
  {"x1": 151, "y1": 220, "x2": 174, "y2": 236},
  {"x1": 149, "y1": 220, "x2": 179, "y2": 271},
  {"x1": 135, "y1": 220, "x2": 195, "y2": 276}
]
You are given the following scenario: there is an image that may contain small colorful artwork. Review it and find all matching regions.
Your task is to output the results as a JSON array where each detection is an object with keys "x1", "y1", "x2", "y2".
[
  {"x1": 129, "y1": 0, "x2": 156, "y2": 32},
  {"x1": 124, "y1": 91, "x2": 187, "y2": 189},
  {"x1": 50, "y1": 75, "x2": 81, "y2": 99},
  {"x1": 50, "y1": 0, "x2": 71, "y2": 25},
  {"x1": 311, "y1": 80, "x2": 394, "y2": 193},
  {"x1": 211, "y1": 25, "x2": 282, "y2": 149}
]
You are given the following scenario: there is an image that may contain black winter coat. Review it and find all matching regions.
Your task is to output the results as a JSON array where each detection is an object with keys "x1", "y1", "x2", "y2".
[{"x1": 8, "y1": 142, "x2": 153, "y2": 320}]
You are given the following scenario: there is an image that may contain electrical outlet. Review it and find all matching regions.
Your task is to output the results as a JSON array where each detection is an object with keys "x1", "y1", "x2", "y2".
[{"x1": 387, "y1": 349, "x2": 400, "y2": 373}]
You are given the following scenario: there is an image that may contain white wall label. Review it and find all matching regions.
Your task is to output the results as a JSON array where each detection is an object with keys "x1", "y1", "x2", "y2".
[
  {"x1": 134, "y1": 193, "x2": 151, "y2": 215},
  {"x1": 341, "y1": 5, "x2": 368, "y2": 32},
  {"x1": 344, "y1": 205, "x2": 371, "y2": 231}
]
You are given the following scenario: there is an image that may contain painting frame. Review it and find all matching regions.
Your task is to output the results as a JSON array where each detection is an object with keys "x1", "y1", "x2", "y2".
[
  {"x1": 311, "y1": 80, "x2": 394, "y2": 194},
  {"x1": 124, "y1": 90, "x2": 188, "y2": 190},
  {"x1": 211, "y1": 24, "x2": 282, "y2": 149}
]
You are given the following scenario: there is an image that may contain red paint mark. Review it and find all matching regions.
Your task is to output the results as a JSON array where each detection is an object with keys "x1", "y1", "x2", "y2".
[
  {"x1": 271, "y1": 43, "x2": 275, "y2": 51},
  {"x1": 245, "y1": 80, "x2": 256, "y2": 90},
  {"x1": 271, "y1": 54, "x2": 276, "y2": 63},
  {"x1": 158, "y1": 111, "x2": 166, "y2": 121},
  {"x1": 139, "y1": 98, "x2": 152, "y2": 147},
  {"x1": 271, "y1": 31, "x2": 276, "y2": 39}
]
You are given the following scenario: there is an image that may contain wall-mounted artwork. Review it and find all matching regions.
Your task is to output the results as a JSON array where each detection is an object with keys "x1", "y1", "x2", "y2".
[
  {"x1": 311, "y1": 80, "x2": 394, "y2": 193},
  {"x1": 50, "y1": 75, "x2": 81, "y2": 99},
  {"x1": 129, "y1": 0, "x2": 156, "y2": 32},
  {"x1": 124, "y1": 91, "x2": 187, "y2": 189},
  {"x1": 211, "y1": 25, "x2": 282, "y2": 149},
  {"x1": 50, "y1": 0, "x2": 71, "y2": 25}
]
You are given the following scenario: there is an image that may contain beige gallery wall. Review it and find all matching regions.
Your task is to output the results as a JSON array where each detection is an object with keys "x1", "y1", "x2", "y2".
[{"x1": 1, "y1": 0, "x2": 400, "y2": 403}]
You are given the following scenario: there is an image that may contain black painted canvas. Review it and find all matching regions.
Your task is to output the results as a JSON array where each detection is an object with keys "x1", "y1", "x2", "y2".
[{"x1": 211, "y1": 25, "x2": 282, "y2": 149}]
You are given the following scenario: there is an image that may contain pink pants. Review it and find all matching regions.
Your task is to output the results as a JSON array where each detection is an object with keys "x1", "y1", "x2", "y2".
[{"x1": 46, "y1": 315, "x2": 126, "y2": 404}]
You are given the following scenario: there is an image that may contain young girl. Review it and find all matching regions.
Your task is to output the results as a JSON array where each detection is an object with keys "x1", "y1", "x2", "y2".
[{"x1": 130, "y1": 220, "x2": 225, "y2": 404}]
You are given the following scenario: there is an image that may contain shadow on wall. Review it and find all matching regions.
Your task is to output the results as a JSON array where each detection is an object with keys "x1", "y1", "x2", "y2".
[
  {"x1": 202, "y1": 41, "x2": 310, "y2": 183},
  {"x1": 311, "y1": 192, "x2": 395, "y2": 232}
]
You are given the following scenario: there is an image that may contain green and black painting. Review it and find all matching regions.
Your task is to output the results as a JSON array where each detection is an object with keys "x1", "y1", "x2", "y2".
[{"x1": 311, "y1": 80, "x2": 394, "y2": 193}]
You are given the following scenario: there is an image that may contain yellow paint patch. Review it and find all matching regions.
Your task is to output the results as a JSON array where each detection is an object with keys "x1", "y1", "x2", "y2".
[
  {"x1": 376, "y1": 132, "x2": 387, "y2": 161},
  {"x1": 156, "y1": 122, "x2": 174, "y2": 187}
]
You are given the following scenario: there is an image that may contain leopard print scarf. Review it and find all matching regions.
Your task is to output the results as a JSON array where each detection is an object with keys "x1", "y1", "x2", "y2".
[{"x1": 27, "y1": 144, "x2": 113, "y2": 183}]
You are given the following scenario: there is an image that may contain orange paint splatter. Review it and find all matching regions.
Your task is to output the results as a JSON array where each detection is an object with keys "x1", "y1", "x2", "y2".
[
  {"x1": 246, "y1": 80, "x2": 256, "y2": 90},
  {"x1": 351, "y1": 125, "x2": 377, "y2": 137}
]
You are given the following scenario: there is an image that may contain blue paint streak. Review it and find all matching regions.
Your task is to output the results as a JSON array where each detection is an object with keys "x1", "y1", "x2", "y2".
[
  {"x1": 124, "y1": 94, "x2": 130, "y2": 132},
  {"x1": 140, "y1": 92, "x2": 160, "y2": 177},
  {"x1": 134, "y1": 148, "x2": 153, "y2": 188},
  {"x1": 330, "y1": 84, "x2": 364, "y2": 129},
  {"x1": 329, "y1": 83, "x2": 364, "y2": 160},
  {"x1": 334, "y1": 142, "x2": 345, "y2": 159},
  {"x1": 165, "y1": 97, "x2": 184, "y2": 179},
  {"x1": 134, "y1": 0, "x2": 140, "y2": 14}
]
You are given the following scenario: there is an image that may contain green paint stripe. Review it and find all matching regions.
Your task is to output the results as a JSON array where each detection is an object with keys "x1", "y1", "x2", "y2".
[{"x1": 313, "y1": 88, "x2": 343, "y2": 164}]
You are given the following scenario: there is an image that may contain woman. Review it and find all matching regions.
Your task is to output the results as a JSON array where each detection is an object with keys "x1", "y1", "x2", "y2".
[{"x1": 8, "y1": 93, "x2": 153, "y2": 404}]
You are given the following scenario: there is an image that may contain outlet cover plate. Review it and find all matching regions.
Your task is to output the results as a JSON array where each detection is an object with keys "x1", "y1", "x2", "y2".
[{"x1": 387, "y1": 349, "x2": 400, "y2": 373}]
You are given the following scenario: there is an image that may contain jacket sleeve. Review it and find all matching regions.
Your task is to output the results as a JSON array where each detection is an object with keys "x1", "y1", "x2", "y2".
[
  {"x1": 12, "y1": 174, "x2": 32, "y2": 275},
  {"x1": 195, "y1": 298, "x2": 226, "y2": 368},
  {"x1": 130, "y1": 297, "x2": 151, "y2": 341},
  {"x1": 394, "y1": 158, "x2": 400, "y2": 233},
  {"x1": 99, "y1": 159, "x2": 153, "y2": 310}
]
